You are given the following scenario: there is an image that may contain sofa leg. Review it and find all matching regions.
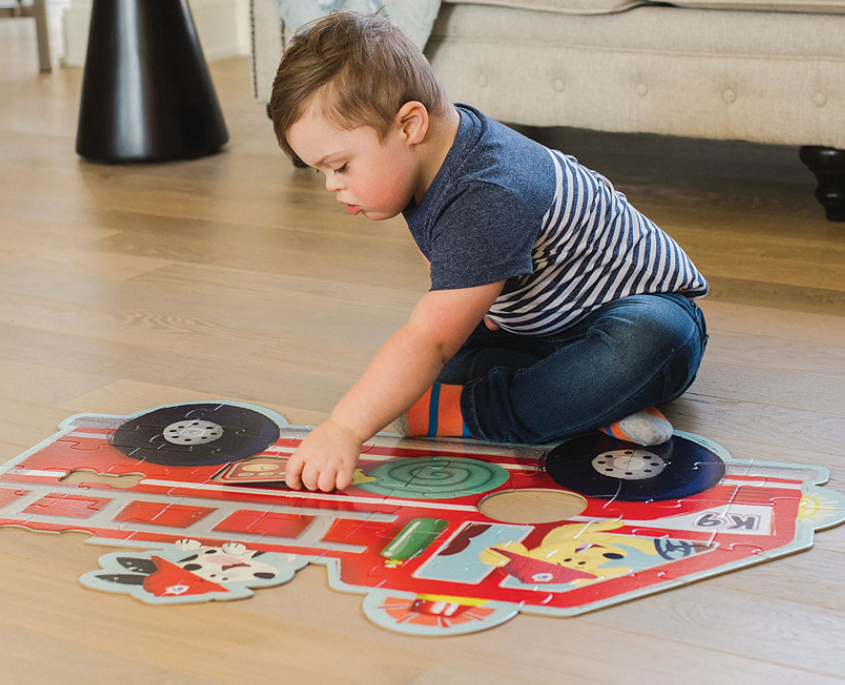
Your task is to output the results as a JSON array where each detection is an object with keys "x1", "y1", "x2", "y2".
[{"x1": 799, "y1": 146, "x2": 845, "y2": 222}]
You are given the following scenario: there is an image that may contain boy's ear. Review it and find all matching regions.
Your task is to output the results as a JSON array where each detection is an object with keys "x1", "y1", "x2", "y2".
[{"x1": 396, "y1": 101, "x2": 429, "y2": 145}]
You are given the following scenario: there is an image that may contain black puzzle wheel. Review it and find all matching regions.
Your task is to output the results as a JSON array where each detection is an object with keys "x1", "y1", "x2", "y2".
[
  {"x1": 111, "y1": 403, "x2": 281, "y2": 467},
  {"x1": 544, "y1": 434, "x2": 725, "y2": 501}
]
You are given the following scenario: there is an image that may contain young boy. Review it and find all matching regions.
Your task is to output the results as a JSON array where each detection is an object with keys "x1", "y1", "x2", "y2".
[{"x1": 269, "y1": 11, "x2": 709, "y2": 493}]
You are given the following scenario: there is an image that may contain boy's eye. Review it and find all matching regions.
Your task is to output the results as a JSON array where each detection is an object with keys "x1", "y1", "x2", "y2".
[{"x1": 334, "y1": 163, "x2": 348, "y2": 173}]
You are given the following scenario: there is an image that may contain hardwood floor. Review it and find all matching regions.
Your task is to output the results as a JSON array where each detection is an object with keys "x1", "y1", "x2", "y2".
[{"x1": 1, "y1": 19, "x2": 843, "y2": 685}]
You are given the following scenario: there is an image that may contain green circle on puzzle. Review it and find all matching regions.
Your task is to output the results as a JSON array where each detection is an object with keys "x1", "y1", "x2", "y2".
[{"x1": 359, "y1": 457, "x2": 510, "y2": 499}]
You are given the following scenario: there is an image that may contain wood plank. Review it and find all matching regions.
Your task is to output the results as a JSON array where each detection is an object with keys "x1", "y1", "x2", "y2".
[
  {"x1": 587, "y1": 583, "x2": 845, "y2": 678},
  {"x1": 666, "y1": 394, "x2": 845, "y2": 475},
  {"x1": 699, "y1": 300, "x2": 845, "y2": 344},
  {"x1": 0, "y1": 623, "x2": 219, "y2": 685}
]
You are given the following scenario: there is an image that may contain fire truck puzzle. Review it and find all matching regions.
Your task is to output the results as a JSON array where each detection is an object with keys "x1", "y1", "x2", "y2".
[{"x1": 1, "y1": 401, "x2": 843, "y2": 636}]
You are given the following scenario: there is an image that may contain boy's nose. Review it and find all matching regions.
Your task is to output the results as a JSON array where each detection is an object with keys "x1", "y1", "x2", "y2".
[{"x1": 324, "y1": 174, "x2": 342, "y2": 193}]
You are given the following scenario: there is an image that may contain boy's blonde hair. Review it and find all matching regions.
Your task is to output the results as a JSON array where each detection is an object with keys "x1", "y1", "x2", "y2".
[{"x1": 269, "y1": 11, "x2": 451, "y2": 161}]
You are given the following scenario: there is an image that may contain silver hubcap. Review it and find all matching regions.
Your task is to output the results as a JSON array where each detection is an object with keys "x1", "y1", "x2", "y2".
[
  {"x1": 163, "y1": 419, "x2": 224, "y2": 446},
  {"x1": 592, "y1": 449, "x2": 666, "y2": 480}
]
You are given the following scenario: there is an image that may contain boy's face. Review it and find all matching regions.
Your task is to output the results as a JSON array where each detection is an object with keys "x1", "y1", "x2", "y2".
[{"x1": 286, "y1": 101, "x2": 422, "y2": 221}]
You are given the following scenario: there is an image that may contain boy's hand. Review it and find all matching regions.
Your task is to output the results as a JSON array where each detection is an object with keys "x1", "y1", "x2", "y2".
[{"x1": 284, "y1": 418, "x2": 364, "y2": 492}]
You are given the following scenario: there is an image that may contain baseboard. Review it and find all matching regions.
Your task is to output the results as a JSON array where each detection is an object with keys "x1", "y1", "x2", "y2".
[{"x1": 61, "y1": 0, "x2": 249, "y2": 67}]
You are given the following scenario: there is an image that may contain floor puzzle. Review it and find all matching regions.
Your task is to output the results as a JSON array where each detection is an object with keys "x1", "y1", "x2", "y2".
[{"x1": 1, "y1": 401, "x2": 843, "y2": 636}]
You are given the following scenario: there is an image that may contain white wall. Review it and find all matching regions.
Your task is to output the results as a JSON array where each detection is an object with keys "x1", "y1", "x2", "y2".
[{"x1": 62, "y1": 0, "x2": 250, "y2": 67}]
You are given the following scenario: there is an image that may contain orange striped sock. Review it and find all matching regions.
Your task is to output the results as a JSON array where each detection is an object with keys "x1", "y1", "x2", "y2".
[
  {"x1": 598, "y1": 406, "x2": 673, "y2": 446},
  {"x1": 404, "y1": 383, "x2": 470, "y2": 437}
]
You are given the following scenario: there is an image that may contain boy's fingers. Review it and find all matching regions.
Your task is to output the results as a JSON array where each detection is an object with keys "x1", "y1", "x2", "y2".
[
  {"x1": 318, "y1": 467, "x2": 339, "y2": 493},
  {"x1": 300, "y1": 463, "x2": 319, "y2": 491},
  {"x1": 284, "y1": 455, "x2": 303, "y2": 489},
  {"x1": 335, "y1": 467, "x2": 353, "y2": 492}
]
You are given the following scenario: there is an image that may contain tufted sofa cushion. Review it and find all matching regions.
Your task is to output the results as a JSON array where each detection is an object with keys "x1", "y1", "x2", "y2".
[{"x1": 427, "y1": 3, "x2": 845, "y2": 148}]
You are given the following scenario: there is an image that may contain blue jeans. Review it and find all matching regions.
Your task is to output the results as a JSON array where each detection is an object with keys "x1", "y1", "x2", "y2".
[{"x1": 437, "y1": 293, "x2": 708, "y2": 444}]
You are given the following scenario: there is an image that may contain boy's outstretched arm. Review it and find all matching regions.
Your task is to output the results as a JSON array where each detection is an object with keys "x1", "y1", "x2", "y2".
[{"x1": 284, "y1": 279, "x2": 506, "y2": 492}]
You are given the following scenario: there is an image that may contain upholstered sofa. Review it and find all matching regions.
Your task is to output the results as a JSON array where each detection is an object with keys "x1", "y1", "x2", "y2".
[{"x1": 250, "y1": 0, "x2": 845, "y2": 220}]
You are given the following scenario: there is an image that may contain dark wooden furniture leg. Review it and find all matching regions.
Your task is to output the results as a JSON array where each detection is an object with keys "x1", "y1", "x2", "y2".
[{"x1": 800, "y1": 146, "x2": 845, "y2": 222}]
